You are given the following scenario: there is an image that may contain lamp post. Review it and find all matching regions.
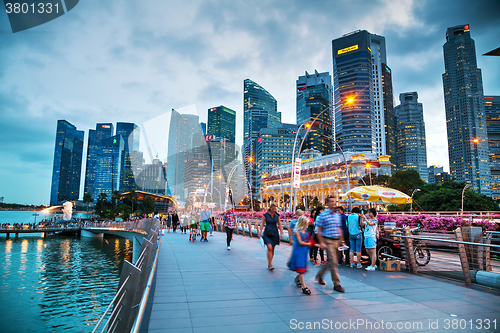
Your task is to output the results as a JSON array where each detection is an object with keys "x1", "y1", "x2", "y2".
[
  {"x1": 365, "y1": 163, "x2": 372, "y2": 186},
  {"x1": 461, "y1": 184, "x2": 470, "y2": 216},
  {"x1": 410, "y1": 188, "x2": 421, "y2": 214},
  {"x1": 33, "y1": 213, "x2": 39, "y2": 224},
  {"x1": 318, "y1": 134, "x2": 351, "y2": 212}
]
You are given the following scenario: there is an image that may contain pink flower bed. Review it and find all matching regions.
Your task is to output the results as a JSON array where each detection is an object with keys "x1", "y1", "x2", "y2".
[{"x1": 377, "y1": 214, "x2": 497, "y2": 232}]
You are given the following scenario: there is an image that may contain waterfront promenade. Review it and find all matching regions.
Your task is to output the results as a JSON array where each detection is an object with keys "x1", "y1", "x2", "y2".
[{"x1": 141, "y1": 232, "x2": 500, "y2": 333}]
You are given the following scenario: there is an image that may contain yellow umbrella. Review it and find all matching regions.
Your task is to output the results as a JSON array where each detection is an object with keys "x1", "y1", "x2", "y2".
[{"x1": 340, "y1": 185, "x2": 412, "y2": 205}]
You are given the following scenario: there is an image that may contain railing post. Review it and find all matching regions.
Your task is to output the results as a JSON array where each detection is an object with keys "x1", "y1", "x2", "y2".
[
  {"x1": 484, "y1": 233, "x2": 493, "y2": 272},
  {"x1": 455, "y1": 228, "x2": 472, "y2": 286},
  {"x1": 403, "y1": 229, "x2": 417, "y2": 274}
]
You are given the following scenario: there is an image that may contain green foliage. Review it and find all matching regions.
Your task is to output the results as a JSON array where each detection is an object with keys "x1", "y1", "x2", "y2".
[
  {"x1": 140, "y1": 196, "x2": 156, "y2": 215},
  {"x1": 388, "y1": 169, "x2": 425, "y2": 195},
  {"x1": 358, "y1": 174, "x2": 390, "y2": 186},
  {"x1": 117, "y1": 204, "x2": 132, "y2": 220}
]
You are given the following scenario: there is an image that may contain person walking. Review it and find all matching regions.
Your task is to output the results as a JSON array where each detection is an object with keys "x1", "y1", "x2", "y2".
[
  {"x1": 287, "y1": 215, "x2": 312, "y2": 295},
  {"x1": 337, "y1": 206, "x2": 349, "y2": 265},
  {"x1": 166, "y1": 213, "x2": 172, "y2": 233},
  {"x1": 199, "y1": 205, "x2": 211, "y2": 242},
  {"x1": 224, "y1": 208, "x2": 235, "y2": 250},
  {"x1": 347, "y1": 207, "x2": 363, "y2": 268},
  {"x1": 288, "y1": 209, "x2": 304, "y2": 246},
  {"x1": 314, "y1": 196, "x2": 345, "y2": 293},
  {"x1": 172, "y1": 211, "x2": 179, "y2": 233},
  {"x1": 310, "y1": 207, "x2": 325, "y2": 265},
  {"x1": 259, "y1": 204, "x2": 283, "y2": 270},
  {"x1": 364, "y1": 208, "x2": 379, "y2": 271}
]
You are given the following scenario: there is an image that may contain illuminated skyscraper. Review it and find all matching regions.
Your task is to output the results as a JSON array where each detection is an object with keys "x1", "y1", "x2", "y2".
[
  {"x1": 116, "y1": 122, "x2": 141, "y2": 192},
  {"x1": 394, "y1": 92, "x2": 428, "y2": 182},
  {"x1": 84, "y1": 123, "x2": 114, "y2": 199},
  {"x1": 94, "y1": 135, "x2": 124, "y2": 199},
  {"x1": 442, "y1": 24, "x2": 491, "y2": 196},
  {"x1": 50, "y1": 120, "x2": 84, "y2": 205},
  {"x1": 296, "y1": 70, "x2": 332, "y2": 155},
  {"x1": 485, "y1": 96, "x2": 500, "y2": 200}
]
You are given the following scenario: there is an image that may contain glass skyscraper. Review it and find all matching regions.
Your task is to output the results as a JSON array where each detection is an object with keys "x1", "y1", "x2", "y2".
[
  {"x1": 94, "y1": 135, "x2": 124, "y2": 199},
  {"x1": 485, "y1": 96, "x2": 500, "y2": 200},
  {"x1": 332, "y1": 30, "x2": 393, "y2": 155},
  {"x1": 84, "y1": 123, "x2": 114, "y2": 199},
  {"x1": 442, "y1": 24, "x2": 491, "y2": 196},
  {"x1": 296, "y1": 70, "x2": 333, "y2": 155},
  {"x1": 394, "y1": 92, "x2": 428, "y2": 182},
  {"x1": 50, "y1": 120, "x2": 84, "y2": 205},
  {"x1": 116, "y1": 122, "x2": 141, "y2": 192}
]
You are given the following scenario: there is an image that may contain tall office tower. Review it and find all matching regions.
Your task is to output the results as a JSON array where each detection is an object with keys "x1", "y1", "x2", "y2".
[
  {"x1": 84, "y1": 123, "x2": 114, "y2": 199},
  {"x1": 296, "y1": 70, "x2": 333, "y2": 155},
  {"x1": 116, "y1": 122, "x2": 140, "y2": 192},
  {"x1": 243, "y1": 79, "x2": 281, "y2": 198},
  {"x1": 50, "y1": 120, "x2": 84, "y2": 205},
  {"x1": 166, "y1": 109, "x2": 203, "y2": 200},
  {"x1": 443, "y1": 24, "x2": 491, "y2": 196},
  {"x1": 200, "y1": 122, "x2": 207, "y2": 135},
  {"x1": 332, "y1": 30, "x2": 393, "y2": 154},
  {"x1": 485, "y1": 96, "x2": 500, "y2": 200},
  {"x1": 382, "y1": 64, "x2": 396, "y2": 165},
  {"x1": 394, "y1": 92, "x2": 428, "y2": 182},
  {"x1": 94, "y1": 135, "x2": 124, "y2": 199},
  {"x1": 428, "y1": 165, "x2": 444, "y2": 184},
  {"x1": 136, "y1": 158, "x2": 166, "y2": 195}
]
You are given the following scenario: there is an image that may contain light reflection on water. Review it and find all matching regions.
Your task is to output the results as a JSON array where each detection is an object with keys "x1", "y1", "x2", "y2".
[{"x1": 0, "y1": 235, "x2": 132, "y2": 333}]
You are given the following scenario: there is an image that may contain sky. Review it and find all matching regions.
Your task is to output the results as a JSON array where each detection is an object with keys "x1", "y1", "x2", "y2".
[{"x1": 0, "y1": 0, "x2": 499, "y2": 205}]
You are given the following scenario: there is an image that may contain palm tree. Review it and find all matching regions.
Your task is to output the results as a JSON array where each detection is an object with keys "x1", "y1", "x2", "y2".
[
  {"x1": 112, "y1": 191, "x2": 121, "y2": 207},
  {"x1": 83, "y1": 192, "x2": 93, "y2": 219},
  {"x1": 128, "y1": 189, "x2": 138, "y2": 214}
]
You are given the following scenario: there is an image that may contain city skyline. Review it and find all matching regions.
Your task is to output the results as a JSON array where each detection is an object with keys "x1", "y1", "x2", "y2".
[{"x1": 1, "y1": 0, "x2": 499, "y2": 204}]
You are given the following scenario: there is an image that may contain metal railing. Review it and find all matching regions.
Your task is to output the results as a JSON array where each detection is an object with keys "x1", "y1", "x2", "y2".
[
  {"x1": 92, "y1": 218, "x2": 161, "y2": 333},
  {"x1": 212, "y1": 215, "x2": 292, "y2": 242}
]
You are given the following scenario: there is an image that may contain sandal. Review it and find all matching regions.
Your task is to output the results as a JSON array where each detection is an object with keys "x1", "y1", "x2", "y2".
[
  {"x1": 295, "y1": 276, "x2": 301, "y2": 288},
  {"x1": 268, "y1": 265, "x2": 274, "y2": 270},
  {"x1": 302, "y1": 287, "x2": 311, "y2": 295}
]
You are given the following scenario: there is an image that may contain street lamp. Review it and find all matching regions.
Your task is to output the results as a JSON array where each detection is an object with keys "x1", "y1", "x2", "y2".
[
  {"x1": 318, "y1": 134, "x2": 352, "y2": 212},
  {"x1": 462, "y1": 184, "x2": 470, "y2": 216},
  {"x1": 410, "y1": 188, "x2": 421, "y2": 214}
]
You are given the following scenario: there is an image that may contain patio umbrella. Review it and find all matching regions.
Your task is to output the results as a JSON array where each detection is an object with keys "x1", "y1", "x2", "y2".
[{"x1": 340, "y1": 185, "x2": 412, "y2": 205}]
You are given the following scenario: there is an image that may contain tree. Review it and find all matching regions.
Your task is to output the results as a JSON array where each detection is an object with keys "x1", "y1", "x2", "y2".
[
  {"x1": 83, "y1": 192, "x2": 93, "y2": 219},
  {"x1": 128, "y1": 189, "x2": 139, "y2": 213},
  {"x1": 95, "y1": 192, "x2": 111, "y2": 219},
  {"x1": 141, "y1": 196, "x2": 156, "y2": 215},
  {"x1": 111, "y1": 191, "x2": 121, "y2": 207},
  {"x1": 389, "y1": 169, "x2": 425, "y2": 194},
  {"x1": 358, "y1": 174, "x2": 390, "y2": 186}
]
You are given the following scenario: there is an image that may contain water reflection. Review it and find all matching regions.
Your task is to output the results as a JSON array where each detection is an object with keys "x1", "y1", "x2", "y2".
[{"x1": 0, "y1": 235, "x2": 132, "y2": 333}]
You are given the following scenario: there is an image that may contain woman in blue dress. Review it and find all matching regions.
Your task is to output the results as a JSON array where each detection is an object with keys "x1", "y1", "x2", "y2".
[
  {"x1": 258, "y1": 204, "x2": 284, "y2": 270},
  {"x1": 288, "y1": 216, "x2": 312, "y2": 295}
]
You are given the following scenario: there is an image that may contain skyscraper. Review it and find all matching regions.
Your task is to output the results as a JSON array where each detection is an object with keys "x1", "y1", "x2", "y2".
[
  {"x1": 243, "y1": 79, "x2": 281, "y2": 198},
  {"x1": 94, "y1": 135, "x2": 124, "y2": 199},
  {"x1": 166, "y1": 109, "x2": 181, "y2": 196},
  {"x1": 50, "y1": 120, "x2": 84, "y2": 205},
  {"x1": 442, "y1": 24, "x2": 491, "y2": 195},
  {"x1": 84, "y1": 123, "x2": 114, "y2": 199},
  {"x1": 428, "y1": 165, "x2": 444, "y2": 184},
  {"x1": 382, "y1": 64, "x2": 396, "y2": 166},
  {"x1": 116, "y1": 122, "x2": 141, "y2": 192},
  {"x1": 296, "y1": 70, "x2": 333, "y2": 155},
  {"x1": 208, "y1": 105, "x2": 236, "y2": 144},
  {"x1": 332, "y1": 30, "x2": 393, "y2": 154},
  {"x1": 485, "y1": 96, "x2": 500, "y2": 200},
  {"x1": 394, "y1": 92, "x2": 428, "y2": 182}
]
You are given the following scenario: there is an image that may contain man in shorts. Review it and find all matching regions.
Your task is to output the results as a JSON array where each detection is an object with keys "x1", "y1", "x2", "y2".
[{"x1": 199, "y1": 205, "x2": 211, "y2": 242}]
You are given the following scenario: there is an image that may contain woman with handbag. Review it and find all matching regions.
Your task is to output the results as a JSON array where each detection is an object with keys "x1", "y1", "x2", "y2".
[{"x1": 259, "y1": 204, "x2": 284, "y2": 270}]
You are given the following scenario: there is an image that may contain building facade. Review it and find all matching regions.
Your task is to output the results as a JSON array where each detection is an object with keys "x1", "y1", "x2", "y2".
[
  {"x1": 261, "y1": 152, "x2": 392, "y2": 210},
  {"x1": 442, "y1": 24, "x2": 491, "y2": 196},
  {"x1": 485, "y1": 96, "x2": 500, "y2": 200},
  {"x1": 50, "y1": 120, "x2": 85, "y2": 205},
  {"x1": 428, "y1": 165, "x2": 444, "y2": 184},
  {"x1": 382, "y1": 64, "x2": 396, "y2": 167},
  {"x1": 394, "y1": 92, "x2": 428, "y2": 182},
  {"x1": 116, "y1": 122, "x2": 141, "y2": 192},
  {"x1": 296, "y1": 70, "x2": 333, "y2": 155},
  {"x1": 84, "y1": 123, "x2": 114, "y2": 199},
  {"x1": 94, "y1": 135, "x2": 124, "y2": 200},
  {"x1": 136, "y1": 158, "x2": 167, "y2": 195}
]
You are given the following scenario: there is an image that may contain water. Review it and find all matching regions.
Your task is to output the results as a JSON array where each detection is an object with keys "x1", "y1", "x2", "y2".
[
  {"x1": 0, "y1": 226, "x2": 132, "y2": 332},
  {"x1": 0, "y1": 210, "x2": 95, "y2": 225}
]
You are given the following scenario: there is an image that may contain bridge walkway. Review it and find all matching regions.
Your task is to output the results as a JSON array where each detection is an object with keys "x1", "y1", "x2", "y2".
[{"x1": 142, "y1": 231, "x2": 500, "y2": 333}]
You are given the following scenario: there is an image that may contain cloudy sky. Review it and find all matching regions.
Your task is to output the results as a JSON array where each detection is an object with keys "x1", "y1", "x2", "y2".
[{"x1": 1, "y1": 0, "x2": 499, "y2": 205}]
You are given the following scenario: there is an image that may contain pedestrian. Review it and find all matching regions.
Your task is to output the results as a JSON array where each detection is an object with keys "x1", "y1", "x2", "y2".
[
  {"x1": 199, "y1": 205, "x2": 211, "y2": 242},
  {"x1": 166, "y1": 213, "x2": 172, "y2": 233},
  {"x1": 172, "y1": 211, "x2": 179, "y2": 232},
  {"x1": 224, "y1": 208, "x2": 235, "y2": 250},
  {"x1": 287, "y1": 215, "x2": 312, "y2": 295},
  {"x1": 288, "y1": 209, "x2": 304, "y2": 246},
  {"x1": 314, "y1": 196, "x2": 345, "y2": 293},
  {"x1": 209, "y1": 216, "x2": 214, "y2": 236},
  {"x1": 337, "y1": 206, "x2": 349, "y2": 265},
  {"x1": 363, "y1": 208, "x2": 378, "y2": 271},
  {"x1": 310, "y1": 207, "x2": 325, "y2": 265},
  {"x1": 189, "y1": 214, "x2": 198, "y2": 241},
  {"x1": 347, "y1": 207, "x2": 363, "y2": 268},
  {"x1": 181, "y1": 214, "x2": 189, "y2": 234},
  {"x1": 258, "y1": 204, "x2": 284, "y2": 270}
]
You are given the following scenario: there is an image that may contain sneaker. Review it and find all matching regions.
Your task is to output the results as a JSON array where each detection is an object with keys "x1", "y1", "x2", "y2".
[
  {"x1": 333, "y1": 285, "x2": 345, "y2": 293},
  {"x1": 356, "y1": 263, "x2": 363, "y2": 269},
  {"x1": 204, "y1": 238, "x2": 208, "y2": 242},
  {"x1": 200, "y1": 238, "x2": 203, "y2": 242},
  {"x1": 374, "y1": 265, "x2": 377, "y2": 269},
  {"x1": 350, "y1": 263, "x2": 355, "y2": 268},
  {"x1": 315, "y1": 276, "x2": 326, "y2": 285},
  {"x1": 365, "y1": 266, "x2": 375, "y2": 271},
  {"x1": 321, "y1": 261, "x2": 326, "y2": 265},
  {"x1": 227, "y1": 246, "x2": 230, "y2": 250}
]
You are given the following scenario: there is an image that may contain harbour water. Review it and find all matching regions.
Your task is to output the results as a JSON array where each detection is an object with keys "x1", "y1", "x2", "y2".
[{"x1": 0, "y1": 211, "x2": 132, "y2": 332}]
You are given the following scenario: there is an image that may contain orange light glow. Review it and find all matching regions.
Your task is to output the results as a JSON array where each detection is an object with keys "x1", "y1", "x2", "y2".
[
  {"x1": 365, "y1": 163, "x2": 371, "y2": 168},
  {"x1": 473, "y1": 138, "x2": 480, "y2": 144},
  {"x1": 305, "y1": 123, "x2": 311, "y2": 128},
  {"x1": 346, "y1": 97, "x2": 355, "y2": 104}
]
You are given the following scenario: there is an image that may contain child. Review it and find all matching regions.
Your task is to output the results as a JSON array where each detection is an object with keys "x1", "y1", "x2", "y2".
[
  {"x1": 189, "y1": 215, "x2": 198, "y2": 241},
  {"x1": 287, "y1": 215, "x2": 312, "y2": 295}
]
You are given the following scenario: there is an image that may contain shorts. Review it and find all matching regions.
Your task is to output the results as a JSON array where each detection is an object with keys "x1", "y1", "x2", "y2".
[
  {"x1": 349, "y1": 233, "x2": 362, "y2": 253},
  {"x1": 364, "y1": 236, "x2": 377, "y2": 249},
  {"x1": 200, "y1": 221, "x2": 209, "y2": 232},
  {"x1": 190, "y1": 223, "x2": 197, "y2": 229}
]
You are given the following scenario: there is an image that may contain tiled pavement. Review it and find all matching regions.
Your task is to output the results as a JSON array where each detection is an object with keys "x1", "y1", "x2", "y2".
[{"x1": 142, "y1": 231, "x2": 500, "y2": 333}]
